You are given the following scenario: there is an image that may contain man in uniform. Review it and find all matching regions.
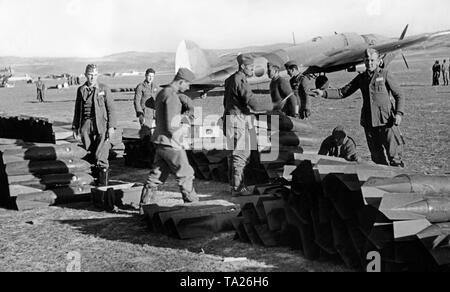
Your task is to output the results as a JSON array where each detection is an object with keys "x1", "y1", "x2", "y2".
[
  {"x1": 311, "y1": 48, "x2": 405, "y2": 167},
  {"x1": 433, "y1": 60, "x2": 441, "y2": 86},
  {"x1": 134, "y1": 68, "x2": 159, "y2": 163},
  {"x1": 139, "y1": 68, "x2": 199, "y2": 210},
  {"x1": 223, "y1": 54, "x2": 257, "y2": 196},
  {"x1": 319, "y1": 126, "x2": 360, "y2": 162},
  {"x1": 268, "y1": 62, "x2": 297, "y2": 117},
  {"x1": 285, "y1": 60, "x2": 313, "y2": 119},
  {"x1": 72, "y1": 64, "x2": 117, "y2": 182},
  {"x1": 36, "y1": 77, "x2": 46, "y2": 103},
  {"x1": 442, "y1": 59, "x2": 449, "y2": 86}
]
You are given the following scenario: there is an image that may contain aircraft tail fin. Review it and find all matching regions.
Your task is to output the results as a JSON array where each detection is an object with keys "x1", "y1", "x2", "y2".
[{"x1": 176, "y1": 40, "x2": 216, "y2": 80}]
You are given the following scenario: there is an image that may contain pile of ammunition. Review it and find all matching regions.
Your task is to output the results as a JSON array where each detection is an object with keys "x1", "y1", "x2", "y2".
[
  {"x1": 142, "y1": 198, "x2": 241, "y2": 239},
  {"x1": 0, "y1": 114, "x2": 55, "y2": 143},
  {"x1": 231, "y1": 154, "x2": 450, "y2": 272},
  {"x1": 0, "y1": 139, "x2": 94, "y2": 211}
]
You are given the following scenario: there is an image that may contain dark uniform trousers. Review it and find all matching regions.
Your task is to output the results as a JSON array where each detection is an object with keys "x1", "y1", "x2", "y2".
[
  {"x1": 223, "y1": 71, "x2": 255, "y2": 190},
  {"x1": 325, "y1": 68, "x2": 405, "y2": 167},
  {"x1": 364, "y1": 125, "x2": 403, "y2": 166},
  {"x1": 145, "y1": 145, "x2": 196, "y2": 198},
  {"x1": 80, "y1": 119, "x2": 111, "y2": 168},
  {"x1": 225, "y1": 114, "x2": 253, "y2": 190},
  {"x1": 36, "y1": 90, "x2": 44, "y2": 102}
]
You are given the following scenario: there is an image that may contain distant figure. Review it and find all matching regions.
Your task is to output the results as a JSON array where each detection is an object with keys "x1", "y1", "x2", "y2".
[
  {"x1": 35, "y1": 77, "x2": 46, "y2": 103},
  {"x1": 319, "y1": 126, "x2": 360, "y2": 162},
  {"x1": 285, "y1": 60, "x2": 313, "y2": 119},
  {"x1": 442, "y1": 59, "x2": 449, "y2": 86},
  {"x1": 433, "y1": 60, "x2": 441, "y2": 86},
  {"x1": 267, "y1": 62, "x2": 298, "y2": 118},
  {"x1": 76, "y1": 76, "x2": 81, "y2": 85}
]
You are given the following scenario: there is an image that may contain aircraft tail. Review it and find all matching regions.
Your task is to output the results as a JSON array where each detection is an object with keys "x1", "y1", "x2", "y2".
[{"x1": 176, "y1": 40, "x2": 217, "y2": 80}]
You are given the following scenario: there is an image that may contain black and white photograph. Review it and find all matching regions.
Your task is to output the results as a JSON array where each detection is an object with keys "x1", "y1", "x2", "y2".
[{"x1": 0, "y1": 0, "x2": 449, "y2": 276}]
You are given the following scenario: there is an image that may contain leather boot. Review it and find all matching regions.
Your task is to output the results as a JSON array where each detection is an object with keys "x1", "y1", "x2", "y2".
[
  {"x1": 97, "y1": 167, "x2": 110, "y2": 187},
  {"x1": 139, "y1": 185, "x2": 158, "y2": 215}
]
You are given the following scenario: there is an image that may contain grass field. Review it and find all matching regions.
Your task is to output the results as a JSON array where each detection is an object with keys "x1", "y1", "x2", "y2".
[{"x1": 0, "y1": 48, "x2": 449, "y2": 272}]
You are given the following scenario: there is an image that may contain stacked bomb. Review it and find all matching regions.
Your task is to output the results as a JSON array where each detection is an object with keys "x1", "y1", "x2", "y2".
[
  {"x1": 0, "y1": 114, "x2": 55, "y2": 144},
  {"x1": 0, "y1": 140, "x2": 94, "y2": 211},
  {"x1": 231, "y1": 154, "x2": 450, "y2": 271}
]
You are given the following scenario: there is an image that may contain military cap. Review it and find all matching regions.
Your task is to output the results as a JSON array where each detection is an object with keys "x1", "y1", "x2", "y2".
[
  {"x1": 284, "y1": 60, "x2": 298, "y2": 69},
  {"x1": 237, "y1": 54, "x2": 254, "y2": 66},
  {"x1": 85, "y1": 64, "x2": 98, "y2": 73},
  {"x1": 175, "y1": 67, "x2": 196, "y2": 82},
  {"x1": 332, "y1": 126, "x2": 347, "y2": 139},
  {"x1": 145, "y1": 68, "x2": 156, "y2": 75}
]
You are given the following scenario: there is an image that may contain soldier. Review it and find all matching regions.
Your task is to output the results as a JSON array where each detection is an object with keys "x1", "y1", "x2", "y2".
[
  {"x1": 285, "y1": 60, "x2": 313, "y2": 119},
  {"x1": 318, "y1": 126, "x2": 360, "y2": 162},
  {"x1": 311, "y1": 48, "x2": 405, "y2": 167},
  {"x1": 139, "y1": 68, "x2": 199, "y2": 210},
  {"x1": 72, "y1": 64, "x2": 117, "y2": 184},
  {"x1": 432, "y1": 60, "x2": 441, "y2": 86},
  {"x1": 442, "y1": 59, "x2": 449, "y2": 86},
  {"x1": 134, "y1": 68, "x2": 159, "y2": 164},
  {"x1": 35, "y1": 77, "x2": 45, "y2": 103},
  {"x1": 223, "y1": 54, "x2": 257, "y2": 196},
  {"x1": 267, "y1": 62, "x2": 297, "y2": 117}
]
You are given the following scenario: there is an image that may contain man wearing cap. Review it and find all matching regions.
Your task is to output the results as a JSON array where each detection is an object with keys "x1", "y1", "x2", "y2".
[
  {"x1": 134, "y1": 68, "x2": 159, "y2": 164},
  {"x1": 285, "y1": 60, "x2": 313, "y2": 119},
  {"x1": 139, "y1": 68, "x2": 199, "y2": 210},
  {"x1": 311, "y1": 48, "x2": 405, "y2": 167},
  {"x1": 223, "y1": 54, "x2": 257, "y2": 196},
  {"x1": 268, "y1": 62, "x2": 297, "y2": 117},
  {"x1": 319, "y1": 126, "x2": 360, "y2": 162},
  {"x1": 35, "y1": 77, "x2": 46, "y2": 103},
  {"x1": 72, "y1": 64, "x2": 117, "y2": 181}
]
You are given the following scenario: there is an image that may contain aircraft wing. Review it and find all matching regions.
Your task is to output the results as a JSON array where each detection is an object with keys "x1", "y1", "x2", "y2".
[{"x1": 303, "y1": 30, "x2": 450, "y2": 74}]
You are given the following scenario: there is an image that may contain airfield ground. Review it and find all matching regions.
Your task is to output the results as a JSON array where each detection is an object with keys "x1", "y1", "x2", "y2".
[{"x1": 0, "y1": 48, "x2": 448, "y2": 272}]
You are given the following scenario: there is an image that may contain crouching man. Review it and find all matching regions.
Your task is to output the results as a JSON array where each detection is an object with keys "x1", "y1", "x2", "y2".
[{"x1": 319, "y1": 126, "x2": 360, "y2": 162}]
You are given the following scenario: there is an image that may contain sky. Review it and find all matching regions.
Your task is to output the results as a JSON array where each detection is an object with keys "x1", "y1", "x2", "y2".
[{"x1": 1, "y1": 0, "x2": 450, "y2": 57}]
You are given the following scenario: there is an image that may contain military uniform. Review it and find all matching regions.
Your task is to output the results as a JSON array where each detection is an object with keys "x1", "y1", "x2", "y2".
[
  {"x1": 269, "y1": 76, "x2": 297, "y2": 117},
  {"x1": 223, "y1": 70, "x2": 254, "y2": 191},
  {"x1": 134, "y1": 80, "x2": 159, "y2": 137},
  {"x1": 442, "y1": 61, "x2": 449, "y2": 86},
  {"x1": 143, "y1": 85, "x2": 197, "y2": 202},
  {"x1": 36, "y1": 80, "x2": 45, "y2": 102},
  {"x1": 323, "y1": 68, "x2": 405, "y2": 166},
  {"x1": 433, "y1": 63, "x2": 441, "y2": 86},
  {"x1": 318, "y1": 136, "x2": 359, "y2": 162},
  {"x1": 72, "y1": 82, "x2": 117, "y2": 168},
  {"x1": 289, "y1": 73, "x2": 312, "y2": 119}
]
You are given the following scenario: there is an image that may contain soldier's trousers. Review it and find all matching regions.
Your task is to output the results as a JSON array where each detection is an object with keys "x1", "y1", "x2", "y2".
[
  {"x1": 80, "y1": 119, "x2": 111, "y2": 168},
  {"x1": 364, "y1": 125, "x2": 404, "y2": 166},
  {"x1": 225, "y1": 114, "x2": 252, "y2": 190},
  {"x1": 36, "y1": 90, "x2": 44, "y2": 102},
  {"x1": 138, "y1": 109, "x2": 156, "y2": 163},
  {"x1": 443, "y1": 72, "x2": 449, "y2": 86},
  {"x1": 144, "y1": 144, "x2": 196, "y2": 198}
]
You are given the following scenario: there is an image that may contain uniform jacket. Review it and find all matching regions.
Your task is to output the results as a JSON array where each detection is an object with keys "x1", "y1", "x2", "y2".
[
  {"x1": 151, "y1": 86, "x2": 188, "y2": 149},
  {"x1": 290, "y1": 74, "x2": 312, "y2": 111},
  {"x1": 72, "y1": 82, "x2": 117, "y2": 135},
  {"x1": 134, "y1": 80, "x2": 159, "y2": 118},
  {"x1": 270, "y1": 76, "x2": 297, "y2": 117},
  {"x1": 318, "y1": 136, "x2": 359, "y2": 162},
  {"x1": 325, "y1": 68, "x2": 404, "y2": 128},
  {"x1": 36, "y1": 81, "x2": 45, "y2": 91},
  {"x1": 223, "y1": 71, "x2": 253, "y2": 116}
]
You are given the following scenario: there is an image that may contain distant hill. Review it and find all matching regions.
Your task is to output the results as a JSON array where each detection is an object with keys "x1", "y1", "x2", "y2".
[{"x1": 1, "y1": 37, "x2": 450, "y2": 77}]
